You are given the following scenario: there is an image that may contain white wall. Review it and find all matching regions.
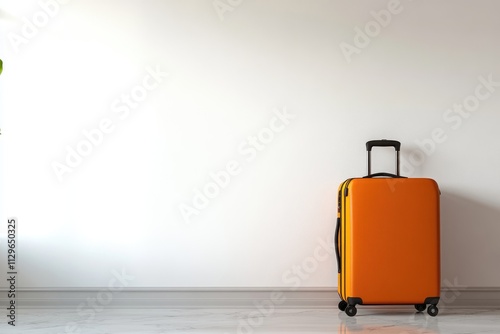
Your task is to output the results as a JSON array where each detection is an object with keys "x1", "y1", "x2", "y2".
[{"x1": 1, "y1": 0, "x2": 499, "y2": 288}]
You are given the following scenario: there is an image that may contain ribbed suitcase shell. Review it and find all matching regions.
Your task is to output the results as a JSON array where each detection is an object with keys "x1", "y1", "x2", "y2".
[{"x1": 337, "y1": 177, "x2": 440, "y2": 306}]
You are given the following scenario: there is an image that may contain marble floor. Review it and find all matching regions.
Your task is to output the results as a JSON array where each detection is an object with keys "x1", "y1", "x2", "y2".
[{"x1": 1, "y1": 307, "x2": 499, "y2": 333}]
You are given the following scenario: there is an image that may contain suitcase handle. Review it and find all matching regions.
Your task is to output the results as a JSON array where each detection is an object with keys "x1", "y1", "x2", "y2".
[
  {"x1": 363, "y1": 172, "x2": 406, "y2": 179},
  {"x1": 366, "y1": 139, "x2": 401, "y2": 151},
  {"x1": 366, "y1": 139, "x2": 401, "y2": 176},
  {"x1": 335, "y1": 217, "x2": 341, "y2": 273}
]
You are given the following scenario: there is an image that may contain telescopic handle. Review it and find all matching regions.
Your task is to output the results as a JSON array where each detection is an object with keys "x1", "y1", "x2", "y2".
[
  {"x1": 366, "y1": 139, "x2": 401, "y2": 176},
  {"x1": 366, "y1": 139, "x2": 401, "y2": 152}
]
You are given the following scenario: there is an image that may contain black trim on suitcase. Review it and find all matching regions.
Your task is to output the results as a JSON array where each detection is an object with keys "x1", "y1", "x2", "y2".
[
  {"x1": 347, "y1": 297, "x2": 363, "y2": 306},
  {"x1": 424, "y1": 297, "x2": 440, "y2": 305}
]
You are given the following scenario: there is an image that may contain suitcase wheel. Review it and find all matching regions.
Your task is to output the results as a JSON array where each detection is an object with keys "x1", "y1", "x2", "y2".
[
  {"x1": 427, "y1": 305, "x2": 439, "y2": 317},
  {"x1": 338, "y1": 300, "x2": 348, "y2": 311},
  {"x1": 345, "y1": 305, "x2": 357, "y2": 317},
  {"x1": 414, "y1": 304, "x2": 427, "y2": 312}
]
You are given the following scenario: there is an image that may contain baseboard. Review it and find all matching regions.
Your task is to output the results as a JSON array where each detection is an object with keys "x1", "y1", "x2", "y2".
[
  {"x1": 440, "y1": 287, "x2": 500, "y2": 308},
  {"x1": 1, "y1": 287, "x2": 499, "y2": 309}
]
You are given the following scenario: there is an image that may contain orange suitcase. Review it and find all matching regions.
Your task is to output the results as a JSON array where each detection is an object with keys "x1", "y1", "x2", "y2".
[{"x1": 335, "y1": 140, "x2": 440, "y2": 317}]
